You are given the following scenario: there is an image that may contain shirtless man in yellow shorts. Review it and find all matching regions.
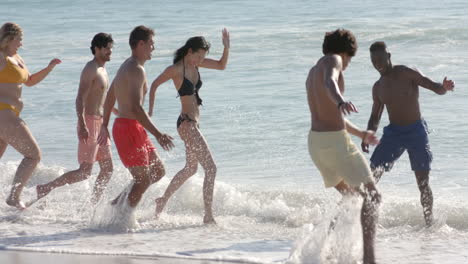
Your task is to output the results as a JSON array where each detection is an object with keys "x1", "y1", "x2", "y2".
[
  {"x1": 306, "y1": 29, "x2": 381, "y2": 264},
  {"x1": 35, "y1": 33, "x2": 115, "y2": 205}
]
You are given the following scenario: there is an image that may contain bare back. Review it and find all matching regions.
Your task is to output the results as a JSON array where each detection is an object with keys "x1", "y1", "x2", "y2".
[
  {"x1": 306, "y1": 55, "x2": 346, "y2": 132},
  {"x1": 374, "y1": 66, "x2": 421, "y2": 126},
  {"x1": 113, "y1": 58, "x2": 147, "y2": 120},
  {"x1": 81, "y1": 60, "x2": 109, "y2": 116}
]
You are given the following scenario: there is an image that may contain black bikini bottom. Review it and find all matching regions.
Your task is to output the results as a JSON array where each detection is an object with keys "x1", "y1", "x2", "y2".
[{"x1": 177, "y1": 114, "x2": 198, "y2": 129}]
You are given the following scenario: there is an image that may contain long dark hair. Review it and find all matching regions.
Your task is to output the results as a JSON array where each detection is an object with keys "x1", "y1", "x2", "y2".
[{"x1": 173, "y1": 36, "x2": 211, "y2": 64}]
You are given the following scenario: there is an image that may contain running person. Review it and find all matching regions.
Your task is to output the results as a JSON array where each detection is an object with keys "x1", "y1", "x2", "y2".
[
  {"x1": 98, "y1": 25, "x2": 174, "y2": 209},
  {"x1": 148, "y1": 29, "x2": 230, "y2": 224},
  {"x1": 363, "y1": 41, "x2": 455, "y2": 226},
  {"x1": 0, "y1": 22, "x2": 61, "y2": 209},
  {"x1": 306, "y1": 29, "x2": 381, "y2": 264},
  {"x1": 35, "y1": 33, "x2": 115, "y2": 205}
]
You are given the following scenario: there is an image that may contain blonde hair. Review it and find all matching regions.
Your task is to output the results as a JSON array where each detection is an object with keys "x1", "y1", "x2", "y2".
[{"x1": 0, "y1": 22, "x2": 23, "y2": 52}]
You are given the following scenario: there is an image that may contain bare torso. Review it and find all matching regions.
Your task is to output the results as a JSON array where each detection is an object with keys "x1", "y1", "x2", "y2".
[
  {"x1": 113, "y1": 58, "x2": 147, "y2": 119},
  {"x1": 375, "y1": 66, "x2": 421, "y2": 126},
  {"x1": 306, "y1": 56, "x2": 345, "y2": 132},
  {"x1": 83, "y1": 60, "x2": 109, "y2": 116},
  {"x1": 0, "y1": 54, "x2": 29, "y2": 112}
]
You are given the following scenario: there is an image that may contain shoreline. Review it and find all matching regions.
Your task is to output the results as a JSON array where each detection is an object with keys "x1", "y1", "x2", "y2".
[{"x1": 0, "y1": 249, "x2": 243, "y2": 264}]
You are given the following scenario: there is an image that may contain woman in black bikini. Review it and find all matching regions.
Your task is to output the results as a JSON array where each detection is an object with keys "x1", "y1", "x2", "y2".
[{"x1": 148, "y1": 28, "x2": 229, "y2": 224}]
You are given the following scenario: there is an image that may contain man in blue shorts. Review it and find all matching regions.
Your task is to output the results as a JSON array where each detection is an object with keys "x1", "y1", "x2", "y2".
[{"x1": 362, "y1": 41, "x2": 455, "y2": 226}]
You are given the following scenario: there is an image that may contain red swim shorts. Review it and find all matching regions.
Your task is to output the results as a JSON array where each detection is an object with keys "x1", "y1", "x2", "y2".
[{"x1": 112, "y1": 118, "x2": 156, "y2": 168}]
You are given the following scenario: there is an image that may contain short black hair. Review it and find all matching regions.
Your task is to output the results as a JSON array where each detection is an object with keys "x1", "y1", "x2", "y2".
[
  {"x1": 369, "y1": 41, "x2": 387, "y2": 53},
  {"x1": 90, "y1": 33, "x2": 113, "y2": 55},
  {"x1": 129, "y1": 25, "x2": 154, "y2": 49},
  {"x1": 322, "y1": 29, "x2": 357, "y2": 57}
]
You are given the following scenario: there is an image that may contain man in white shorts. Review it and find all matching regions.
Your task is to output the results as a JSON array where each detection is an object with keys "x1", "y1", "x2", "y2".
[{"x1": 306, "y1": 29, "x2": 381, "y2": 264}]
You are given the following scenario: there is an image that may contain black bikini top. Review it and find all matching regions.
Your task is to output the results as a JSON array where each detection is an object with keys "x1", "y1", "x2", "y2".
[{"x1": 177, "y1": 58, "x2": 203, "y2": 105}]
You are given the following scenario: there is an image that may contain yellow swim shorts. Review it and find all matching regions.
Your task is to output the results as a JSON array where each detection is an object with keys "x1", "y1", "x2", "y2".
[{"x1": 308, "y1": 129, "x2": 373, "y2": 188}]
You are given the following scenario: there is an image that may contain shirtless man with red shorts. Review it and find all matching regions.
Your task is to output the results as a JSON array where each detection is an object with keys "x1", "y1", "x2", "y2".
[{"x1": 98, "y1": 26, "x2": 174, "y2": 209}]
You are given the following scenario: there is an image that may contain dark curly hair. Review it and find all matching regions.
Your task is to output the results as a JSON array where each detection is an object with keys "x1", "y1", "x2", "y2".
[{"x1": 322, "y1": 29, "x2": 357, "y2": 57}]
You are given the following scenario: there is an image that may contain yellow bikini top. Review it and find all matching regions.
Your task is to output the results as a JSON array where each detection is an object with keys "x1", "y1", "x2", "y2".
[{"x1": 0, "y1": 57, "x2": 29, "y2": 84}]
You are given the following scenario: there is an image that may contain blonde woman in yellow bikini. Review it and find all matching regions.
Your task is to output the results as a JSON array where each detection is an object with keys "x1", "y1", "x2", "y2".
[{"x1": 0, "y1": 22, "x2": 61, "y2": 209}]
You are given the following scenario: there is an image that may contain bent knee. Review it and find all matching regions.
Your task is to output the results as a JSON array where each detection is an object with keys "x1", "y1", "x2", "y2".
[
  {"x1": 150, "y1": 166, "x2": 166, "y2": 183},
  {"x1": 102, "y1": 163, "x2": 114, "y2": 174},
  {"x1": 135, "y1": 176, "x2": 152, "y2": 187},
  {"x1": 185, "y1": 164, "x2": 198, "y2": 176},
  {"x1": 25, "y1": 148, "x2": 42, "y2": 163},
  {"x1": 201, "y1": 162, "x2": 216, "y2": 175},
  {"x1": 209, "y1": 163, "x2": 217, "y2": 175},
  {"x1": 155, "y1": 166, "x2": 166, "y2": 178},
  {"x1": 79, "y1": 163, "x2": 94, "y2": 174},
  {"x1": 367, "y1": 189, "x2": 381, "y2": 205}
]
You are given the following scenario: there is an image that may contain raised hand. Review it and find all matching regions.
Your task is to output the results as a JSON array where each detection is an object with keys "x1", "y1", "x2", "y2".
[
  {"x1": 222, "y1": 28, "x2": 230, "y2": 49},
  {"x1": 47, "y1": 58, "x2": 61, "y2": 71},
  {"x1": 442, "y1": 77, "x2": 455, "y2": 92}
]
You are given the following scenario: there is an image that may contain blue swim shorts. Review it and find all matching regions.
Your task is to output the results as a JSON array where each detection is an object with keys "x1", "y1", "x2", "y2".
[{"x1": 370, "y1": 120, "x2": 432, "y2": 172}]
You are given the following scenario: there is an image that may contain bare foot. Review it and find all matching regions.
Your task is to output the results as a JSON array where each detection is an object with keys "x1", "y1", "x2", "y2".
[
  {"x1": 155, "y1": 197, "x2": 166, "y2": 219},
  {"x1": 203, "y1": 215, "x2": 216, "y2": 225},
  {"x1": 36, "y1": 184, "x2": 52, "y2": 200},
  {"x1": 6, "y1": 198, "x2": 26, "y2": 210}
]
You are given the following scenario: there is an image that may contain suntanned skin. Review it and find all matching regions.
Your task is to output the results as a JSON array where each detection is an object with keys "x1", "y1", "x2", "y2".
[
  {"x1": 306, "y1": 52, "x2": 381, "y2": 264},
  {"x1": 0, "y1": 29, "x2": 61, "y2": 209},
  {"x1": 362, "y1": 48, "x2": 455, "y2": 226},
  {"x1": 98, "y1": 33, "x2": 174, "y2": 208},
  {"x1": 35, "y1": 42, "x2": 115, "y2": 205},
  {"x1": 149, "y1": 29, "x2": 230, "y2": 224}
]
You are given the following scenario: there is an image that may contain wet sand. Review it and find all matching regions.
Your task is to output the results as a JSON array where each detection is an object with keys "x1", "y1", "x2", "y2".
[{"x1": 0, "y1": 250, "x2": 238, "y2": 264}]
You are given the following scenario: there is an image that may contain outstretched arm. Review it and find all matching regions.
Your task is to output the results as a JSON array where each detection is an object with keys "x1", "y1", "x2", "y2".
[
  {"x1": 345, "y1": 119, "x2": 379, "y2": 146},
  {"x1": 362, "y1": 82, "x2": 385, "y2": 153},
  {"x1": 200, "y1": 28, "x2": 230, "y2": 70},
  {"x1": 149, "y1": 66, "x2": 174, "y2": 117},
  {"x1": 23, "y1": 56, "x2": 61, "y2": 87},
  {"x1": 408, "y1": 67, "x2": 454, "y2": 95},
  {"x1": 323, "y1": 55, "x2": 357, "y2": 115}
]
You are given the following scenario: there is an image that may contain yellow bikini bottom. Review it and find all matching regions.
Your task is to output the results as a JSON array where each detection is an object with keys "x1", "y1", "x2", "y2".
[{"x1": 0, "y1": 102, "x2": 20, "y2": 116}]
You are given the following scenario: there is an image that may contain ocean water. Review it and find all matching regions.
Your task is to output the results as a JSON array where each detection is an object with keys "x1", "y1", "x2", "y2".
[{"x1": 1, "y1": 0, "x2": 467, "y2": 263}]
